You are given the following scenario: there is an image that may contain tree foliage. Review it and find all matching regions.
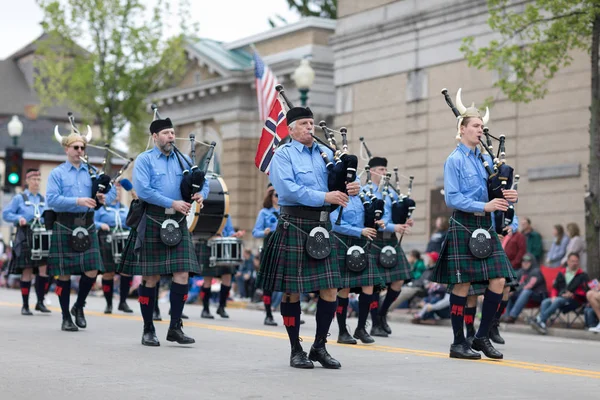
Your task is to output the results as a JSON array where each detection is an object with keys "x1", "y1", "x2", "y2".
[
  {"x1": 269, "y1": 0, "x2": 336, "y2": 27},
  {"x1": 34, "y1": 0, "x2": 197, "y2": 154}
]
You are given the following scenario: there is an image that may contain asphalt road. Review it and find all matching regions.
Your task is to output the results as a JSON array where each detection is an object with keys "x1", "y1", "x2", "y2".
[{"x1": 0, "y1": 289, "x2": 598, "y2": 399}]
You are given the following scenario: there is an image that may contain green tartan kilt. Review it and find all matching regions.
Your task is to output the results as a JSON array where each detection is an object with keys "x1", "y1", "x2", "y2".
[
  {"x1": 8, "y1": 227, "x2": 45, "y2": 274},
  {"x1": 256, "y1": 214, "x2": 341, "y2": 294},
  {"x1": 47, "y1": 222, "x2": 104, "y2": 276},
  {"x1": 433, "y1": 210, "x2": 517, "y2": 285},
  {"x1": 370, "y1": 236, "x2": 412, "y2": 285},
  {"x1": 195, "y1": 238, "x2": 237, "y2": 277},
  {"x1": 333, "y1": 233, "x2": 382, "y2": 290},
  {"x1": 98, "y1": 230, "x2": 117, "y2": 273},
  {"x1": 118, "y1": 208, "x2": 199, "y2": 277}
]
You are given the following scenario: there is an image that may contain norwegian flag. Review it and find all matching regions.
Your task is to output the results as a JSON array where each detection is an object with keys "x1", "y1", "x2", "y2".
[{"x1": 255, "y1": 98, "x2": 288, "y2": 174}]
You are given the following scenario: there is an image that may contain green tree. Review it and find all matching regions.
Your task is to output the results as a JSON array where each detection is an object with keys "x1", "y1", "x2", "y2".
[
  {"x1": 269, "y1": 0, "x2": 336, "y2": 27},
  {"x1": 461, "y1": 0, "x2": 600, "y2": 277},
  {"x1": 34, "y1": 0, "x2": 196, "y2": 155}
]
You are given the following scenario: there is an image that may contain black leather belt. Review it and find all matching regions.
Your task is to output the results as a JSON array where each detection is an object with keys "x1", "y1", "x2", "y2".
[
  {"x1": 455, "y1": 210, "x2": 490, "y2": 218},
  {"x1": 146, "y1": 204, "x2": 177, "y2": 215},
  {"x1": 376, "y1": 231, "x2": 393, "y2": 240},
  {"x1": 56, "y1": 212, "x2": 94, "y2": 226},
  {"x1": 281, "y1": 206, "x2": 330, "y2": 222}
]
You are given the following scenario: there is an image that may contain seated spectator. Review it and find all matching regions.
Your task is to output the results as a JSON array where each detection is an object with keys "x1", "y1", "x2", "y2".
[
  {"x1": 586, "y1": 279, "x2": 600, "y2": 333},
  {"x1": 530, "y1": 253, "x2": 589, "y2": 334},
  {"x1": 561, "y1": 223, "x2": 587, "y2": 270},
  {"x1": 411, "y1": 282, "x2": 450, "y2": 323},
  {"x1": 407, "y1": 250, "x2": 427, "y2": 281},
  {"x1": 426, "y1": 216, "x2": 448, "y2": 253},
  {"x1": 501, "y1": 253, "x2": 547, "y2": 323},
  {"x1": 389, "y1": 252, "x2": 439, "y2": 311},
  {"x1": 545, "y1": 224, "x2": 569, "y2": 267},
  {"x1": 502, "y1": 221, "x2": 527, "y2": 269}
]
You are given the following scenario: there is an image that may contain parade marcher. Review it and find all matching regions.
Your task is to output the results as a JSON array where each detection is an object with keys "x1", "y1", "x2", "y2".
[
  {"x1": 94, "y1": 182, "x2": 133, "y2": 314},
  {"x1": 365, "y1": 157, "x2": 413, "y2": 338},
  {"x1": 47, "y1": 127, "x2": 116, "y2": 332},
  {"x1": 252, "y1": 184, "x2": 280, "y2": 326},
  {"x1": 330, "y1": 195, "x2": 380, "y2": 345},
  {"x1": 118, "y1": 116, "x2": 209, "y2": 346},
  {"x1": 2, "y1": 169, "x2": 51, "y2": 315},
  {"x1": 433, "y1": 93, "x2": 518, "y2": 360},
  {"x1": 199, "y1": 215, "x2": 245, "y2": 319},
  {"x1": 256, "y1": 106, "x2": 360, "y2": 369}
]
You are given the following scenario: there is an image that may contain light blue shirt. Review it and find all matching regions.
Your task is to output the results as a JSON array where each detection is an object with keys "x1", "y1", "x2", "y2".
[
  {"x1": 133, "y1": 146, "x2": 210, "y2": 209},
  {"x1": 330, "y1": 196, "x2": 364, "y2": 238},
  {"x1": 47, "y1": 161, "x2": 116, "y2": 212},
  {"x1": 269, "y1": 140, "x2": 333, "y2": 207},
  {"x1": 2, "y1": 190, "x2": 46, "y2": 224},
  {"x1": 252, "y1": 207, "x2": 280, "y2": 238},
  {"x1": 444, "y1": 143, "x2": 492, "y2": 213},
  {"x1": 547, "y1": 234, "x2": 570, "y2": 267},
  {"x1": 223, "y1": 215, "x2": 235, "y2": 237},
  {"x1": 94, "y1": 203, "x2": 129, "y2": 229}
]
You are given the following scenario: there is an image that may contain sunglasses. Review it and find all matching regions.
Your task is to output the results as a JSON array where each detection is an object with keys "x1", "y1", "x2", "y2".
[
  {"x1": 71, "y1": 145, "x2": 86, "y2": 151},
  {"x1": 272, "y1": 193, "x2": 278, "y2": 198}
]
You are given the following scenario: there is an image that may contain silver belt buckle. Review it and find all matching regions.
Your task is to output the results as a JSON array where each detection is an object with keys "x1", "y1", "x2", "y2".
[
  {"x1": 473, "y1": 212, "x2": 485, "y2": 217},
  {"x1": 165, "y1": 208, "x2": 175, "y2": 215},
  {"x1": 319, "y1": 211, "x2": 328, "y2": 222}
]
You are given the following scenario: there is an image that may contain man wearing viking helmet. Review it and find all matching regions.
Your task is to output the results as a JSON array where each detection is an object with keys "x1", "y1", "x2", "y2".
[
  {"x1": 47, "y1": 114, "x2": 116, "y2": 332},
  {"x1": 432, "y1": 89, "x2": 518, "y2": 360}
]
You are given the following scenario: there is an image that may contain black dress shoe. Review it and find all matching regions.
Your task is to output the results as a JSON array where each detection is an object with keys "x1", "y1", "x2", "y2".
[
  {"x1": 70, "y1": 305, "x2": 87, "y2": 328},
  {"x1": 353, "y1": 327, "x2": 375, "y2": 344},
  {"x1": 21, "y1": 306, "x2": 33, "y2": 316},
  {"x1": 337, "y1": 330, "x2": 357, "y2": 345},
  {"x1": 380, "y1": 315, "x2": 392, "y2": 334},
  {"x1": 166, "y1": 321, "x2": 195, "y2": 344},
  {"x1": 449, "y1": 342, "x2": 481, "y2": 360},
  {"x1": 104, "y1": 304, "x2": 113, "y2": 314},
  {"x1": 35, "y1": 302, "x2": 51, "y2": 313},
  {"x1": 142, "y1": 325, "x2": 160, "y2": 347},
  {"x1": 471, "y1": 336, "x2": 503, "y2": 359},
  {"x1": 216, "y1": 306, "x2": 229, "y2": 318},
  {"x1": 118, "y1": 302, "x2": 133, "y2": 313},
  {"x1": 300, "y1": 319, "x2": 305, "y2": 325},
  {"x1": 61, "y1": 318, "x2": 79, "y2": 332},
  {"x1": 290, "y1": 344, "x2": 314, "y2": 369},
  {"x1": 466, "y1": 336, "x2": 474, "y2": 349},
  {"x1": 152, "y1": 310, "x2": 162, "y2": 321},
  {"x1": 264, "y1": 316, "x2": 278, "y2": 326},
  {"x1": 309, "y1": 346, "x2": 341, "y2": 369},
  {"x1": 201, "y1": 309, "x2": 214, "y2": 319},
  {"x1": 370, "y1": 324, "x2": 389, "y2": 337},
  {"x1": 489, "y1": 320, "x2": 505, "y2": 345}
]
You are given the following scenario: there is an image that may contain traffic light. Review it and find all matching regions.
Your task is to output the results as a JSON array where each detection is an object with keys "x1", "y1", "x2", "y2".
[{"x1": 4, "y1": 147, "x2": 24, "y2": 189}]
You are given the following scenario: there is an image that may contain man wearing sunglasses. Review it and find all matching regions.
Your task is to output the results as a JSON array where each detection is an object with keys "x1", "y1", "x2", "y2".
[{"x1": 47, "y1": 125, "x2": 116, "y2": 332}]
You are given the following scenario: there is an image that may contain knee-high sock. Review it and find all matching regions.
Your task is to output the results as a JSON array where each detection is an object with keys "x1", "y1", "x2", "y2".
[
  {"x1": 379, "y1": 288, "x2": 401, "y2": 316},
  {"x1": 281, "y1": 301, "x2": 301, "y2": 349},
  {"x1": 370, "y1": 294, "x2": 379, "y2": 322},
  {"x1": 20, "y1": 281, "x2": 31, "y2": 307},
  {"x1": 119, "y1": 275, "x2": 132, "y2": 304},
  {"x1": 169, "y1": 282, "x2": 188, "y2": 328},
  {"x1": 201, "y1": 286, "x2": 211, "y2": 311},
  {"x1": 450, "y1": 293, "x2": 467, "y2": 345},
  {"x1": 102, "y1": 279, "x2": 114, "y2": 307},
  {"x1": 75, "y1": 275, "x2": 96, "y2": 309},
  {"x1": 219, "y1": 284, "x2": 231, "y2": 308},
  {"x1": 154, "y1": 284, "x2": 160, "y2": 313},
  {"x1": 494, "y1": 299, "x2": 508, "y2": 320},
  {"x1": 464, "y1": 306, "x2": 477, "y2": 338},
  {"x1": 314, "y1": 297, "x2": 338, "y2": 348},
  {"x1": 358, "y1": 293, "x2": 373, "y2": 330},
  {"x1": 476, "y1": 289, "x2": 502, "y2": 339},
  {"x1": 138, "y1": 285, "x2": 156, "y2": 327},
  {"x1": 44, "y1": 277, "x2": 52, "y2": 295},
  {"x1": 55, "y1": 280, "x2": 71, "y2": 320},
  {"x1": 335, "y1": 296, "x2": 349, "y2": 333},
  {"x1": 35, "y1": 276, "x2": 48, "y2": 304},
  {"x1": 263, "y1": 290, "x2": 273, "y2": 318}
]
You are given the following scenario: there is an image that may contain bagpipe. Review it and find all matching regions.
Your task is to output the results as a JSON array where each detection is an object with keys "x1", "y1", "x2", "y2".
[
  {"x1": 275, "y1": 85, "x2": 358, "y2": 223},
  {"x1": 358, "y1": 165, "x2": 385, "y2": 229},
  {"x1": 150, "y1": 104, "x2": 216, "y2": 204},
  {"x1": 441, "y1": 88, "x2": 516, "y2": 234}
]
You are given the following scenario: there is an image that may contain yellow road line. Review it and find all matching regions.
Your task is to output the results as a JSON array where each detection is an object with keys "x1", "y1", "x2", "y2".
[{"x1": 2, "y1": 301, "x2": 598, "y2": 379}]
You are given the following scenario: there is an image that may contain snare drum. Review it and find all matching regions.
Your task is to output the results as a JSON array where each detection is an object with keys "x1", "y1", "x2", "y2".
[
  {"x1": 187, "y1": 172, "x2": 229, "y2": 238},
  {"x1": 31, "y1": 226, "x2": 52, "y2": 261},
  {"x1": 110, "y1": 230, "x2": 130, "y2": 265},
  {"x1": 207, "y1": 237, "x2": 243, "y2": 267}
]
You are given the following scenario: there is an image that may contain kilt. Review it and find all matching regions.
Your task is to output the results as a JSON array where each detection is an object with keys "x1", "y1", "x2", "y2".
[
  {"x1": 47, "y1": 221, "x2": 103, "y2": 276},
  {"x1": 433, "y1": 210, "x2": 516, "y2": 285},
  {"x1": 333, "y1": 233, "x2": 381, "y2": 290},
  {"x1": 7, "y1": 227, "x2": 44, "y2": 274},
  {"x1": 450, "y1": 275, "x2": 520, "y2": 296},
  {"x1": 370, "y1": 235, "x2": 412, "y2": 285},
  {"x1": 98, "y1": 230, "x2": 117, "y2": 273},
  {"x1": 256, "y1": 214, "x2": 341, "y2": 293},
  {"x1": 196, "y1": 238, "x2": 236, "y2": 277},
  {"x1": 118, "y1": 207, "x2": 199, "y2": 276}
]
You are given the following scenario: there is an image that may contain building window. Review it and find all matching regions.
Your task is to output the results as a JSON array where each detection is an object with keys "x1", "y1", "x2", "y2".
[{"x1": 195, "y1": 72, "x2": 202, "y2": 84}]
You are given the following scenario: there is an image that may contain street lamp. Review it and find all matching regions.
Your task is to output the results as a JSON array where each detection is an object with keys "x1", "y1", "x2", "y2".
[
  {"x1": 7, "y1": 115, "x2": 23, "y2": 147},
  {"x1": 292, "y1": 58, "x2": 315, "y2": 107}
]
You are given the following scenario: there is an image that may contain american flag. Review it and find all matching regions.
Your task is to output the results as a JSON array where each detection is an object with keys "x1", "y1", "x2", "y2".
[
  {"x1": 253, "y1": 51, "x2": 278, "y2": 121},
  {"x1": 255, "y1": 98, "x2": 288, "y2": 174}
]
